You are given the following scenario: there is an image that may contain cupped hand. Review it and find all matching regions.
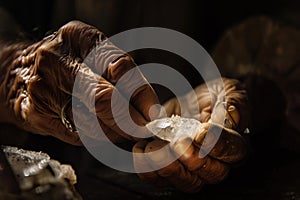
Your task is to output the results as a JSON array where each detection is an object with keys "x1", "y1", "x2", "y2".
[
  {"x1": 133, "y1": 122, "x2": 247, "y2": 193},
  {"x1": 133, "y1": 78, "x2": 250, "y2": 192}
]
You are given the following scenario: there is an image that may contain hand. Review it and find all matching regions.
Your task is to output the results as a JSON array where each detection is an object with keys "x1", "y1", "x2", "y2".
[
  {"x1": 163, "y1": 78, "x2": 250, "y2": 132},
  {"x1": 4, "y1": 21, "x2": 159, "y2": 145},
  {"x1": 133, "y1": 78, "x2": 250, "y2": 193},
  {"x1": 133, "y1": 123, "x2": 247, "y2": 193}
]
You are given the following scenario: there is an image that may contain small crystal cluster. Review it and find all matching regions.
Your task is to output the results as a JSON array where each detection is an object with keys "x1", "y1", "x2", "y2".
[{"x1": 146, "y1": 115, "x2": 203, "y2": 143}]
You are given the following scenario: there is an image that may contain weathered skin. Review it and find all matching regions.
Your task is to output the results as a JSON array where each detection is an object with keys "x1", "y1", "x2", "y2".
[
  {"x1": 133, "y1": 78, "x2": 250, "y2": 193},
  {"x1": 0, "y1": 21, "x2": 159, "y2": 145},
  {"x1": 0, "y1": 20, "x2": 249, "y2": 193}
]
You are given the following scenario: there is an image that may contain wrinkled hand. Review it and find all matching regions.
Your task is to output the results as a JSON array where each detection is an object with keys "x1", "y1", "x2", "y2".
[
  {"x1": 5, "y1": 21, "x2": 159, "y2": 145},
  {"x1": 163, "y1": 78, "x2": 250, "y2": 133},
  {"x1": 133, "y1": 78, "x2": 250, "y2": 193}
]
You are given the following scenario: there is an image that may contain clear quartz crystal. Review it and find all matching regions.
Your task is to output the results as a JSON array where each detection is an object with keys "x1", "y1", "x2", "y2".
[{"x1": 146, "y1": 115, "x2": 203, "y2": 143}]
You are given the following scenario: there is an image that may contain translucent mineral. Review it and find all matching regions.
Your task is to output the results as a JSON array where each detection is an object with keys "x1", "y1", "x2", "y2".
[{"x1": 146, "y1": 115, "x2": 204, "y2": 142}]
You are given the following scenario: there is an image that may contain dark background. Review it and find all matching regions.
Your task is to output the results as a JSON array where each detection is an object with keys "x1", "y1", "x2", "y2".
[
  {"x1": 0, "y1": 0, "x2": 300, "y2": 199},
  {"x1": 0, "y1": 0, "x2": 296, "y2": 49}
]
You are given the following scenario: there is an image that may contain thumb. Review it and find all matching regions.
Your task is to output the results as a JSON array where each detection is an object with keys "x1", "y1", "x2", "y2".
[{"x1": 72, "y1": 64, "x2": 154, "y2": 141}]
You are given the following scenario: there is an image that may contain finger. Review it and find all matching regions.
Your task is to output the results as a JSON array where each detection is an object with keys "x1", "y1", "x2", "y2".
[
  {"x1": 200, "y1": 109, "x2": 211, "y2": 123},
  {"x1": 194, "y1": 84, "x2": 214, "y2": 122},
  {"x1": 208, "y1": 125, "x2": 248, "y2": 163},
  {"x1": 194, "y1": 78, "x2": 249, "y2": 131},
  {"x1": 163, "y1": 98, "x2": 181, "y2": 117},
  {"x1": 145, "y1": 140, "x2": 204, "y2": 193},
  {"x1": 170, "y1": 136, "x2": 231, "y2": 186},
  {"x1": 58, "y1": 20, "x2": 106, "y2": 59},
  {"x1": 194, "y1": 156, "x2": 230, "y2": 184},
  {"x1": 171, "y1": 137, "x2": 208, "y2": 171},
  {"x1": 194, "y1": 123, "x2": 248, "y2": 163},
  {"x1": 157, "y1": 158, "x2": 204, "y2": 193},
  {"x1": 145, "y1": 140, "x2": 174, "y2": 168},
  {"x1": 93, "y1": 40, "x2": 160, "y2": 121},
  {"x1": 58, "y1": 21, "x2": 160, "y2": 122},
  {"x1": 72, "y1": 65, "x2": 154, "y2": 140},
  {"x1": 222, "y1": 78, "x2": 250, "y2": 132},
  {"x1": 71, "y1": 99, "x2": 128, "y2": 143},
  {"x1": 132, "y1": 140, "x2": 168, "y2": 186},
  {"x1": 171, "y1": 136, "x2": 230, "y2": 184},
  {"x1": 171, "y1": 137, "x2": 230, "y2": 184}
]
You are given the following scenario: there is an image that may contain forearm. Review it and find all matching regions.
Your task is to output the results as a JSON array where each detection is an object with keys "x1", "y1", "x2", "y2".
[{"x1": 0, "y1": 41, "x2": 31, "y2": 125}]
